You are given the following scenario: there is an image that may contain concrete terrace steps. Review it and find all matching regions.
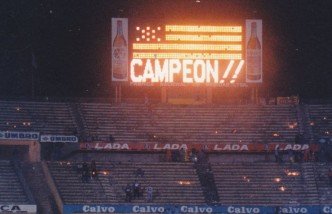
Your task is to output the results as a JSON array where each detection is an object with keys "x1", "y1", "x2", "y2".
[
  {"x1": 47, "y1": 161, "x2": 205, "y2": 204},
  {"x1": 47, "y1": 162, "x2": 111, "y2": 204},
  {"x1": 80, "y1": 103, "x2": 299, "y2": 144},
  {"x1": 312, "y1": 162, "x2": 332, "y2": 204},
  {"x1": 211, "y1": 162, "x2": 319, "y2": 205},
  {"x1": 0, "y1": 161, "x2": 30, "y2": 203},
  {"x1": 99, "y1": 162, "x2": 205, "y2": 204},
  {"x1": 0, "y1": 101, "x2": 77, "y2": 135},
  {"x1": 306, "y1": 104, "x2": 332, "y2": 142}
]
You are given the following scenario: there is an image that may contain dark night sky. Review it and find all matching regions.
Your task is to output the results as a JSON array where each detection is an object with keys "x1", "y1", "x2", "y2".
[{"x1": 1, "y1": 0, "x2": 331, "y2": 99}]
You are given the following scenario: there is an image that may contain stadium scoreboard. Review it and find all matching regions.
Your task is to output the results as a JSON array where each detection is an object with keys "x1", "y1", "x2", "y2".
[{"x1": 111, "y1": 18, "x2": 262, "y2": 87}]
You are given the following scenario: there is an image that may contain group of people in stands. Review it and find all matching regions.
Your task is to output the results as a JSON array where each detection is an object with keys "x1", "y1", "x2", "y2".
[
  {"x1": 165, "y1": 148, "x2": 207, "y2": 163},
  {"x1": 274, "y1": 146, "x2": 317, "y2": 163},
  {"x1": 77, "y1": 160, "x2": 98, "y2": 183},
  {"x1": 123, "y1": 168, "x2": 154, "y2": 203}
]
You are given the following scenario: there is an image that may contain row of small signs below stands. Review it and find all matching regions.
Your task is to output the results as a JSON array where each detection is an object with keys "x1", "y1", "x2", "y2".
[
  {"x1": 2, "y1": 204, "x2": 332, "y2": 214},
  {"x1": 81, "y1": 142, "x2": 318, "y2": 153},
  {"x1": 63, "y1": 204, "x2": 332, "y2": 214},
  {"x1": 0, "y1": 131, "x2": 319, "y2": 153},
  {"x1": 0, "y1": 131, "x2": 78, "y2": 143}
]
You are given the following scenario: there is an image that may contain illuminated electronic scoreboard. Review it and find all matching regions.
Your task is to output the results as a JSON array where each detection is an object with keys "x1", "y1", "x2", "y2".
[{"x1": 111, "y1": 19, "x2": 262, "y2": 87}]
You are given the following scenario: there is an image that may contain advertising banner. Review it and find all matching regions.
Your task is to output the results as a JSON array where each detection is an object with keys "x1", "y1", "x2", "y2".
[
  {"x1": 277, "y1": 96, "x2": 300, "y2": 105},
  {"x1": 0, "y1": 131, "x2": 39, "y2": 141},
  {"x1": 246, "y1": 19, "x2": 263, "y2": 83},
  {"x1": 0, "y1": 205, "x2": 37, "y2": 213},
  {"x1": 64, "y1": 204, "x2": 328, "y2": 214},
  {"x1": 322, "y1": 205, "x2": 332, "y2": 214},
  {"x1": 40, "y1": 135, "x2": 78, "y2": 143},
  {"x1": 63, "y1": 204, "x2": 275, "y2": 214},
  {"x1": 80, "y1": 142, "x2": 318, "y2": 153},
  {"x1": 277, "y1": 206, "x2": 321, "y2": 214},
  {"x1": 112, "y1": 18, "x2": 129, "y2": 82}
]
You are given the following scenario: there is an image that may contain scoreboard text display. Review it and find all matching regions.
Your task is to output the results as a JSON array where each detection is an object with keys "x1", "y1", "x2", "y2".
[{"x1": 111, "y1": 19, "x2": 262, "y2": 86}]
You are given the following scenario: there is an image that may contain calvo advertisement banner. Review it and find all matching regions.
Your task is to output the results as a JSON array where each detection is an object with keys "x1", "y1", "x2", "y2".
[{"x1": 63, "y1": 205, "x2": 332, "y2": 214}]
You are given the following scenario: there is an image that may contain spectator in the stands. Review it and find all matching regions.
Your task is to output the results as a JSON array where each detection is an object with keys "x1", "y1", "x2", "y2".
[
  {"x1": 165, "y1": 149, "x2": 172, "y2": 162},
  {"x1": 303, "y1": 149, "x2": 310, "y2": 162},
  {"x1": 275, "y1": 145, "x2": 280, "y2": 163},
  {"x1": 109, "y1": 135, "x2": 115, "y2": 143},
  {"x1": 295, "y1": 150, "x2": 303, "y2": 162},
  {"x1": 190, "y1": 148, "x2": 198, "y2": 163},
  {"x1": 146, "y1": 185, "x2": 153, "y2": 202},
  {"x1": 134, "y1": 168, "x2": 145, "y2": 178},
  {"x1": 197, "y1": 149, "x2": 207, "y2": 163},
  {"x1": 172, "y1": 150, "x2": 180, "y2": 162},
  {"x1": 124, "y1": 183, "x2": 132, "y2": 202},
  {"x1": 287, "y1": 149, "x2": 295, "y2": 163},
  {"x1": 264, "y1": 143, "x2": 270, "y2": 161},
  {"x1": 82, "y1": 162, "x2": 90, "y2": 183},
  {"x1": 179, "y1": 148, "x2": 186, "y2": 162},
  {"x1": 91, "y1": 160, "x2": 98, "y2": 180},
  {"x1": 310, "y1": 150, "x2": 316, "y2": 161},
  {"x1": 133, "y1": 180, "x2": 141, "y2": 199},
  {"x1": 76, "y1": 162, "x2": 83, "y2": 174}
]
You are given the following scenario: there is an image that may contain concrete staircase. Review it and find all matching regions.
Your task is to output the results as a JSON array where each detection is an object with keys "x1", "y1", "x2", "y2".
[{"x1": 22, "y1": 162, "x2": 59, "y2": 214}]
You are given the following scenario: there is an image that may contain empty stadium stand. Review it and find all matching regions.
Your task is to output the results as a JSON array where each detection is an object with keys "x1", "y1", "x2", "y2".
[
  {"x1": 47, "y1": 161, "x2": 112, "y2": 204},
  {"x1": 312, "y1": 162, "x2": 332, "y2": 204},
  {"x1": 80, "y1": 103, "x2": 300, "y2": 144},
  {"x1": 306, "y1": 104, "x2": 332, "y2": 143},
  {"x1": 1, "y1": 99, "x2": 332, "y2": 213},
  {"x1": 211, "y1": 162, "x2": 319, "y2": 205},
  {"x1": 0, "y1": 160, "x2": 33, "y2": 204},
  {"x1": 0, "y1": 101, "x2": 77, "y2": 135}
]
